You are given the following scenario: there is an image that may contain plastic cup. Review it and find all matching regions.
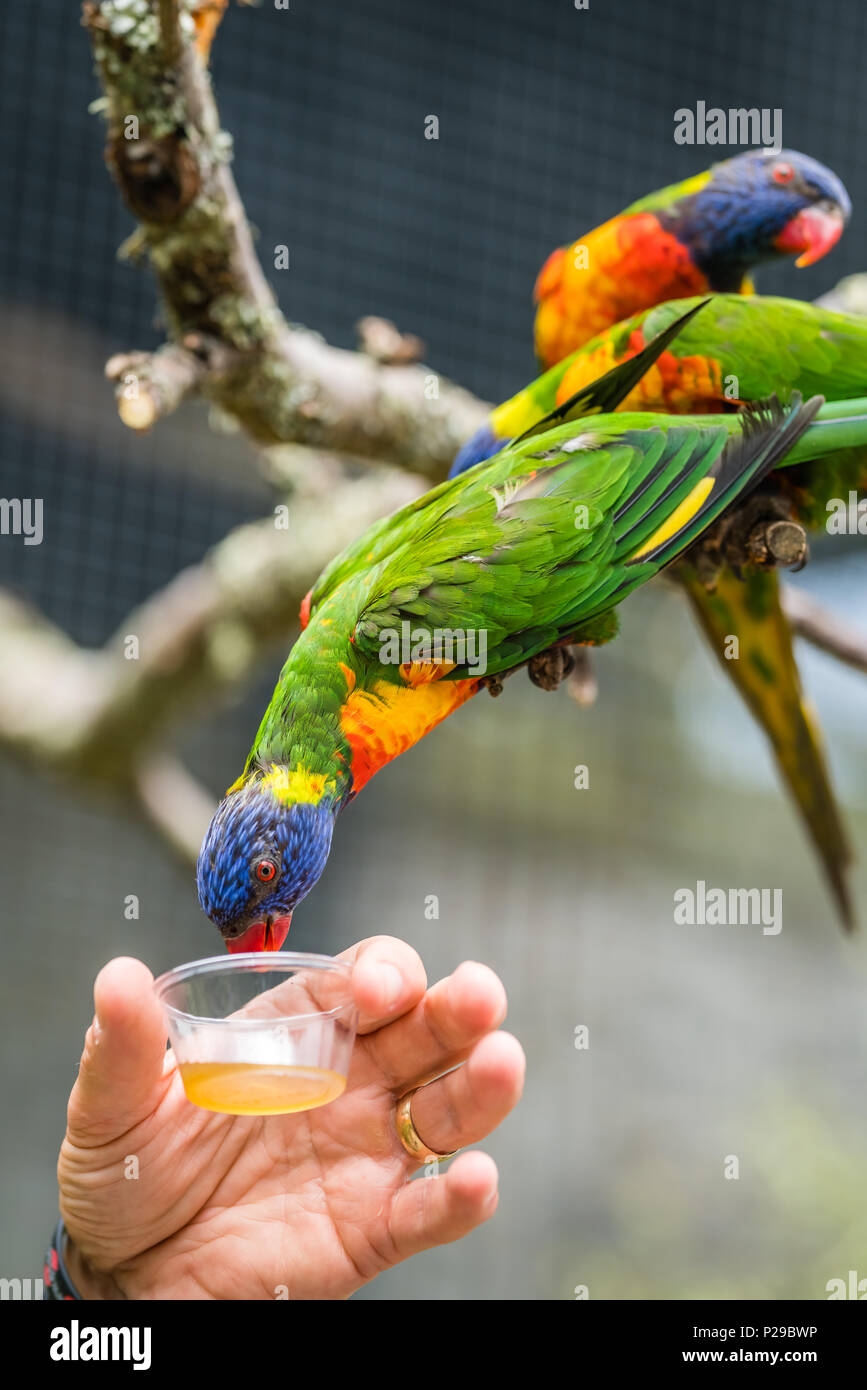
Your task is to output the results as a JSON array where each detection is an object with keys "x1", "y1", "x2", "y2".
[{"x1": 154, "y1": 952, "x2": 358, "y2": 1116}]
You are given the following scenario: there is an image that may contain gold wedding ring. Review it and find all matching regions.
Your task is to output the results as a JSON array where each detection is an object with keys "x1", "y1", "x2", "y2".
[{"x1": 395, "y1": 1089, "x2": 458, "y2": 1163}]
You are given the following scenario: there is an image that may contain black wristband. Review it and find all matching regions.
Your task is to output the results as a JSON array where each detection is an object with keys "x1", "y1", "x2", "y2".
[{"x1": 43, "y1": 1218, "x2": 83, "y2": 1300}]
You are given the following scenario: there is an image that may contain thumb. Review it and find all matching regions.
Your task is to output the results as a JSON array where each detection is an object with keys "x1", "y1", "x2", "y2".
[{"x1": 68, "y1": 956, "x2": 168, "y2": 1140}]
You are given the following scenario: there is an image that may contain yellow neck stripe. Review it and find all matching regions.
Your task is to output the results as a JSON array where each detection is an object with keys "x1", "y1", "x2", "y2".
[{"x1": 227, "y1": 764, "x2": 336, "y2": 805}]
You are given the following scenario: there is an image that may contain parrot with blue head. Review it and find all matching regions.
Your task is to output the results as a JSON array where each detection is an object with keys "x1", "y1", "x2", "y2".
[
  {"x1": 532, "y1": 147, "x2": 850, "y2": 374},
  {"x1": 450, "y1": 149, "x2": 860, "y2": 930},
  {"x1": 197, "y1": 306, "x2": 867, "y2": 949}
]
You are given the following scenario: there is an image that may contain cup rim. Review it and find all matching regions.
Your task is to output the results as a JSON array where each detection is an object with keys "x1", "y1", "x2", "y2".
[{"x1": 153, "y1": 951, "x2": 356, "y2": 1028}]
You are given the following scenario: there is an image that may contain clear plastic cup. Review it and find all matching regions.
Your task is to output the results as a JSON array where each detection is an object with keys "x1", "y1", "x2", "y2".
[{"x1": 154, "y1": 952, "x2": 358, "y2": 1116}]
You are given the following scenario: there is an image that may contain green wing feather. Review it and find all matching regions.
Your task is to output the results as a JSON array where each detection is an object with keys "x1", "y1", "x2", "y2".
[
  {"x1": 487, "y1": 293, "x2": 867, "y2": 466},
  {"x1": 632, "y1": 294, "x2": 867, "y2": 401},
  {"x1": 510, "y1": 299, "x2": 710, "y2": 444},
  {"x1": 466, "y1": 293, "x2": 867, "y2": 932},
  {"x1": 309, "y1": 300, "x2": 710, "y2": 621},
  {"x1": 350, "y1": 395, "x2": 823, "y2": 679}
]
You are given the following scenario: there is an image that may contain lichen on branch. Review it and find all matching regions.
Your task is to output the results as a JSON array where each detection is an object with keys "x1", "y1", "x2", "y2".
[{"x1": 83, "y1": 0, "x2": 487, "y2": 475}]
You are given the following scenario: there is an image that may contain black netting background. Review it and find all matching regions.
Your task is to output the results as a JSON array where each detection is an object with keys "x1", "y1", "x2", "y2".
[{"x1": 1, "y1": 0, "x2": 866, "y2": 1300}]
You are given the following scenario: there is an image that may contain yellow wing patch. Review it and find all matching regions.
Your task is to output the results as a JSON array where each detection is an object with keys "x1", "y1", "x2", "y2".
[{"x1": 630, "y1": 475, "x2": 715, "y2": 560}]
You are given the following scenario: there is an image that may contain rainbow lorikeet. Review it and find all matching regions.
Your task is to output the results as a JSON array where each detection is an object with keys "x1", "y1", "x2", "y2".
[
  {"x1": 456, "y1": 148, "x2": 854, "y2": 928},
  {"x1": 456, "y1": 293, "x2": 867, "y2": 503},
  {"x1": 197, "y1": 310, "x2": 867, "y2": 951},
  {"x1": 451, "y1": 293, "x2": 867, "y2": 926},
  {"x1": 532, "y1": 147, "x2": 850, "y2": 374}
]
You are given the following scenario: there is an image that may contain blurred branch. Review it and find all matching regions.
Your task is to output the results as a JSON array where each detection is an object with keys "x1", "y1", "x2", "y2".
[
  {"x1": 158, "y1": 0, "x2": 182, "y2": 67},
  {"x1": 132, "y1": 754, "x2": 216, "y2": 864},
  {"x1": 814, "y1": 273, "x2": 867, "y2": 317},
  {"x1": 1, "y1": 1, "x2": 858, "y2": 874},
  {"x1": 782, "y1": 588, "x2": 867, "y2": 676},
  {"x1": 82, "y1": 1, "x2": 486, "y2": 480},
  {"x1": 357, "y1": 316, "x2": 426, "y2": 365},
  {"x1": 0, "y1": 467, "x2": 422, "y2": 863},
  {"x1": 105, "y1": 339, "x2": 210, "y2": 429}
]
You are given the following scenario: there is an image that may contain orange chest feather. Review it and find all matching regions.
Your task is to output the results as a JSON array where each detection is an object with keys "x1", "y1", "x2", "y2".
[
  {"x1": 555, "y1": 329, "x2": 725, "y2": 415},
  {"x1": 534, "y1": 213, "x2": 710, "y2": 368},
  {"x1": 338, "y1": 663, "x2": 480, "y2": 794}
]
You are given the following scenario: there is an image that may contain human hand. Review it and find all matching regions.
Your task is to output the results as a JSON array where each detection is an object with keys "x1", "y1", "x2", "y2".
[{"x1": 58, "y1": 937, "x2": 525, "y2": 1299}]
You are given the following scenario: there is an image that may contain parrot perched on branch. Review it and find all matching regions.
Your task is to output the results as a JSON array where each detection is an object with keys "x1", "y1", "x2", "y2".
[
  {"x1": 197, "y1": 308, "x2": 867, "y2": 952},
  {"x1": 531, "y1": 147, "x2": 850, "y2": 374},
  {"x1": 452, "y1": 294, "x2": 867, "y2": 926},
  {"x1": 457, "y1": 293, "x2": 867, "y2": 506},
  {"x1": 454, "y1": 142, "x2": 857, "y2": 930}
]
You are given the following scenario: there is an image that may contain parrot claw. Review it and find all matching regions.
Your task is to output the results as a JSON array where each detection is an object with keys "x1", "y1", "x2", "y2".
[
  {"x1": 528, "y1": 645, "x2": 576, "y2": 691},
  {"x1": 482, "y1": 673, "x2": 505, "y2": 697}
]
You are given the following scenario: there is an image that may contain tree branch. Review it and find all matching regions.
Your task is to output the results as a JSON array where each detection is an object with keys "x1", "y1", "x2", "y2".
[
  {"x1": 782, "y1": 587, "x2": 867, "y2": 676},
  {"x1": 158, "y1": 0, "x2": 182, "y2": 68},
  {"x1": 132, "y1": 753, "x2": 216, "y2": 865},
  {"x1": 105, "y1": 339, "x2": 209, "y2": 429},
  {"x1": 814, "y1": 272, "x2": 867, "y2": 317},
  {"x1": 83, "y1": 1, "x2": 487, "y2": 479},
  {"x1": 1, "y1": 2, "x2": 858, "y2": 874},
  {"x1": 0, "y1": 467, "x2": 422, "y2": 789}
]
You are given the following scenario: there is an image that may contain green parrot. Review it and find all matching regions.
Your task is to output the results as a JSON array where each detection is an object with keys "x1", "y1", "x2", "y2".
[
  {"x1": 452, "y1": 292, "x2": 867, "y2": 927},
  {"x1": 196, "y1": 309, "x2": 867, "y2": 951}
]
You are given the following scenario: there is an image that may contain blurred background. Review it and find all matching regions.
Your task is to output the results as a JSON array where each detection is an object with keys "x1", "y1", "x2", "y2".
[{"x1": 1, "y1": 0, "x2": 866, "y2": 1299}]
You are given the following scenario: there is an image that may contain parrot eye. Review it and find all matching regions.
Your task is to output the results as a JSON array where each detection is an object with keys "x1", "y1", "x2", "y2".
[
  {"x1": 254, "y1": 858, "x2": 278, "y2": 884},
  {"x1": 772, "y1": 161, "x2": 795, "y2": 186}
]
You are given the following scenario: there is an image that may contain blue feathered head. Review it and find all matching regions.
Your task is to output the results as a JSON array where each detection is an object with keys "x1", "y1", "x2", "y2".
[
  {"x1": 197, "y1": 772, "x2": 336, "y2": 952},
  {"x1": 661, "y1": 148, "x2": 850, "y2": 286}
]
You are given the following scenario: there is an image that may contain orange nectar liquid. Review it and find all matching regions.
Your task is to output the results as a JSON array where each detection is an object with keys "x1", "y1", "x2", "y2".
[{"x1": 179, "y1": 1062, "x2": 348, "y2": 1116}]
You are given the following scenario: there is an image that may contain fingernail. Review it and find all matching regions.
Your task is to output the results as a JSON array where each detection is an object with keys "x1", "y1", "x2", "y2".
[{"x1": 378, "y1": 963, "x2": 403, "y2": 1011}]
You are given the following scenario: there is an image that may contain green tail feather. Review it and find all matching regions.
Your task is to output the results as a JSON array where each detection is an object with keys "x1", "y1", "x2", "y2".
[{"x1": 782, "y1": 399, "x2": 867, "y2": 465}]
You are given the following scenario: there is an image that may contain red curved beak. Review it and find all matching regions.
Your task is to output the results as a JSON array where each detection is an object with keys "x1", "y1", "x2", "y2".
[
  {"x1": 776, "y1": 203, "x2": 846, "y2": 268},
  {"x1": 226, "y1": 914, "x2": 293, "y2": 954}
]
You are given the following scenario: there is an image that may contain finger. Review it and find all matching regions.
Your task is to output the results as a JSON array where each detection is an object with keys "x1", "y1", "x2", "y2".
[
  {"x1": 68, "y1": 957, "x2": 169, "y2": 1142},
  {"x1": 337, "y1": 935, "x2": 427, "y2": 1031},
  {"x1": 404, "y1": 1031, "x2": 525, "y2": 1161},
  {"x1": 388, "y1": 1151, "x2": 499, "y2": 1260},
  {"x1": 364, "y1": 959, "x2": 507, "y2": 1091}
]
